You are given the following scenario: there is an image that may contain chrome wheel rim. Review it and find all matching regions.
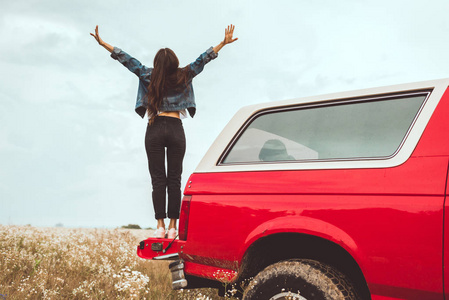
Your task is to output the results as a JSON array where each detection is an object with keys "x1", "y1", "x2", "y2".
[{"x1": 269, "y1": 292, "x2": 307, "y2": 300}]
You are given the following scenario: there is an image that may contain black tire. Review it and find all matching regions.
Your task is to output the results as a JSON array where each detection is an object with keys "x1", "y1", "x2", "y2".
[{"x1": 243, "y1": 259, "x2": 359, "y2": 300}]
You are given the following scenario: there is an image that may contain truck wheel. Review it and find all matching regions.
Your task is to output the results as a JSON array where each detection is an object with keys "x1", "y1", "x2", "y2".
[{"x1": 243, "y1": 259, "x2": 358, "y2": 300}]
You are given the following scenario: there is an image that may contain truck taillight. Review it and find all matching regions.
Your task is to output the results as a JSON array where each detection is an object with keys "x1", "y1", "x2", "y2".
[{"x1": 178, "y1": 195, "x2": 191, "y2": 241}]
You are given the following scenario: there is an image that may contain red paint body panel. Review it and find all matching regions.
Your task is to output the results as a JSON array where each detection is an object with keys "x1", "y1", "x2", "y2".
[
  {"x1": 182, "y1": 175, "x2": 445, "y2": 297},
  {"x1": 184, "y1": 261, "x2": 237, "y2": 282}
]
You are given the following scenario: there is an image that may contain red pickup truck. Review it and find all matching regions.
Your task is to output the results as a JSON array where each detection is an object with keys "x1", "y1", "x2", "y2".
[{"x1": 138, "y1": 78, "x2": 449, "y2": 300}]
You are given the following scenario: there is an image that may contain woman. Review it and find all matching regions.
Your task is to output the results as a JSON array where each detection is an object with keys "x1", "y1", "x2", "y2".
[{"x1": 90, "y1": 25, "x2": 238, "y2": 239}]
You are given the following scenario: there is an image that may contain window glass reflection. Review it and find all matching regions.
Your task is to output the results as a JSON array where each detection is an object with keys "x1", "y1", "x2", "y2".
[{"x1": 223, "y1": 95, "x2": 426, "y2": 164}]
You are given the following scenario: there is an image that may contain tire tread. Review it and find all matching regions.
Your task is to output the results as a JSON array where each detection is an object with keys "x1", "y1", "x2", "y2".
[{"x1": 243, "y1": 259, "x2": 359, "y2": 300}]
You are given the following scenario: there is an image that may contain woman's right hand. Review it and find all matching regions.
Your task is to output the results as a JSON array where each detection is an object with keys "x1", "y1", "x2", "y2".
[
  {"x1": 90, "y1": 25, "x2": 113, "y2": 53},
  {"x1": 90, "y1": 25, "x2": 104, "y2": 46}
]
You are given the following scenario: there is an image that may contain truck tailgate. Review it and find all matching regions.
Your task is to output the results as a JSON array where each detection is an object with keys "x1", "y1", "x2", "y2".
[{"x1": 137, "y1": 237, "x2": 180, "y2": 260}]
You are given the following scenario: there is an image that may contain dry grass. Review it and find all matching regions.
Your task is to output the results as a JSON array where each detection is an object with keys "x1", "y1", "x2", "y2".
[{"x1": 0, "y1": 225, "x2": 225, "y2": 299}]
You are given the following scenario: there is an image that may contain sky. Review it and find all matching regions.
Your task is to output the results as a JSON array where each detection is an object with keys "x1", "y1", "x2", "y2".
[{"x1": 1, "y1": 0, "x2": 449, "y2": 229}]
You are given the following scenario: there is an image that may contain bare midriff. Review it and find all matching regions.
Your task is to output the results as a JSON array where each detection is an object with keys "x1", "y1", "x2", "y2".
[{"x1": 158, "y1": 111, "x2": 180, "y2": 119}]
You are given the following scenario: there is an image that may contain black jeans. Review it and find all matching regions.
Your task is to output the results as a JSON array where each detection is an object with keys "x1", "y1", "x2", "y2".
[{"x1": 145, "y1": 116, "x2": 186, "y2": 220}]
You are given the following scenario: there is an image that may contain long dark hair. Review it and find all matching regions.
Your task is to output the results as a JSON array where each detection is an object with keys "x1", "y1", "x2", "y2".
[{"x1": 146, "y1": 48, "x2": 191, "y2": 124}]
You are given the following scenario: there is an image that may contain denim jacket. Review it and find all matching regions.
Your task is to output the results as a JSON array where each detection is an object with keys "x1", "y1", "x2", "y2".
[{"x1": 110, "y1": 46, "x2": 218, "y2": 118}]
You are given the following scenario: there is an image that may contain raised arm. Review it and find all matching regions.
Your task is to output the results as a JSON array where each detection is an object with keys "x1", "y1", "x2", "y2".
[
  {"x1": 213, "y1": 24, "x2": 238, "y2": 54},
  {"x1": 90, "y1": 25, "x2": 113, "y2": 53},
  {"x1": 90, "y1": 25, "x2": 151, "y2": 78},
  {"x1": 189, "y1": 25, "x2": 238, "y2": 77}
]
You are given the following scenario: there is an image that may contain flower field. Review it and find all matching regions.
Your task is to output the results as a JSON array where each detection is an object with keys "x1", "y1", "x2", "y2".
[{"x1": 0, "y1": 225, "x2": 223, "y2": 299}]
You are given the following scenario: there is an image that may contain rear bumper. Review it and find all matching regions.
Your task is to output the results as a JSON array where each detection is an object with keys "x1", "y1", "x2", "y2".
[{"x1": 137, "y1": 237, "x2": 183, "y2": 260}]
